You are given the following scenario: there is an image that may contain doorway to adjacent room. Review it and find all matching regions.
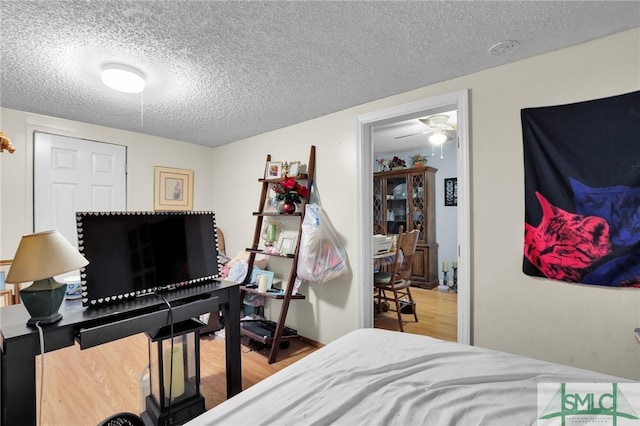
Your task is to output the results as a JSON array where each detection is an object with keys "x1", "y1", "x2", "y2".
[
  {"x1": 372, "y1": 108, "x2": 458, "y2": 340},
  {"x1": 356, "y1": 89, "x2": 470, "y2": 344}
]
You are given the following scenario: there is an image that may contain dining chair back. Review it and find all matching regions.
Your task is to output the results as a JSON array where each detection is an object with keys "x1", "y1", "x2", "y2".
[
  {"x1": 392, "y1": 228, "x2": 419, "y2": 281},
  {"x1": 373, "y1": 226, "x2": 420, "y2": 332},
  {"x1": 373, "y1": 222, "x2": 387, "y2": 235}
]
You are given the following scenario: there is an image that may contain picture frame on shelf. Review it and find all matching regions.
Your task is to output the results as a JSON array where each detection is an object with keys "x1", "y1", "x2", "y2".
[
  {"x1": 263, "y1": 184, "x2": 281, "y2": 213},
  {"x1": 265, "y1": 161, "x2": 283, "y2": 179},
  {"x1": 153, "y1": 166, "x2": 194, "y2": 211},
  {"x1": 277, "y1": 230, "x2": 299, "y2": 255},
  {"x1": 288, "y1": 161, "x2": 301, "y2": 177},
  {"x1": 250, "y1": 269, "x2": 275, "y2": 291}
]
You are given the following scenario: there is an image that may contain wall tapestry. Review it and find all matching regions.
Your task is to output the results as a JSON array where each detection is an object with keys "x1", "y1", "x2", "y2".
[{"x1": 522, "y1": 90, "x2": 640, "y2": 287}]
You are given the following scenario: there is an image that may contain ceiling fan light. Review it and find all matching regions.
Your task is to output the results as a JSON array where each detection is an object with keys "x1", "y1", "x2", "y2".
[
  {"x1": 101, "y1": 64, "x2": 146, "y2": 93},
  {"x1": 429, "y1": 132, "x2": 448, "y2": 145}
]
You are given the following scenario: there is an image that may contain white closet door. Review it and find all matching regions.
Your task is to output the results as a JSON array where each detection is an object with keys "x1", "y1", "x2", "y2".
[{"x1": 34, "y1": 132, "x2": 126, "y2": 248}]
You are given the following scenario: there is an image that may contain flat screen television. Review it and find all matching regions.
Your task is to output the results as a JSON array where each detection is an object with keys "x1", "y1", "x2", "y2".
[{"x1": 76, "y1": 211, "x2": 221, "y2": 307}]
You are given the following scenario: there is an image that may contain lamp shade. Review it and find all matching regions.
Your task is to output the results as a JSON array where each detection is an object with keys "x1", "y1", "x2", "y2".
[{"x1": 6, "y1": 230, "x2": 88, "y2": 284}]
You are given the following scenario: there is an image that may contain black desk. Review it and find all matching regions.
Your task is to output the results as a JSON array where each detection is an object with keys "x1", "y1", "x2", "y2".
[{"x1": 0, "y1": 280, "x2": 242, "y2": 426}]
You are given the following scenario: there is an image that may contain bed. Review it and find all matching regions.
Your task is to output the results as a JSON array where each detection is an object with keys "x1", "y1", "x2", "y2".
[{"x1": 188, "y1": 328, "x2": 629, "y2": 425}]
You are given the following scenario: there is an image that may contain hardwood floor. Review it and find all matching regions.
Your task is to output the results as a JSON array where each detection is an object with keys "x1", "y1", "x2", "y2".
[
  {"x1": 37, "y1": 287, "x2": 455, "y2": 425},
  {"x1": 374, "y1": 286, "x2": 457, "y2": 341},
  {"x1": 37, "y1": 333, "x2": 317, "y2": 425}
]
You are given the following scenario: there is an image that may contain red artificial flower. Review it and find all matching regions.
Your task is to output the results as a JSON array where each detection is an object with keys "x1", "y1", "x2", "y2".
[
  {"x1": 297, "y1": 185, "x2": 309, "y2": 198},
  {"x1": 282, "y1": 177, "x2": 297, "y2": 191},
  {"x1": 273, "y1": 176, "x2": 309, "y2": 205}
]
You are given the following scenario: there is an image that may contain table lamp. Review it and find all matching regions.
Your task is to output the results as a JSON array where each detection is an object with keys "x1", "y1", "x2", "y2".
[{"x1": 5, "y1": 230, "x2": 88, "y2": 325}]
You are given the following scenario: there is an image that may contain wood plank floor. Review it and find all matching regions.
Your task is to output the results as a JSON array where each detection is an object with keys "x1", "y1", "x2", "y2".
[
  {"x1": 37, "y1": 287, "x2": 455, "y2": 425},
  {"x1": 374, "y1": 287, "x2": 457, "y2": 341},
  {"x1": 36, "y1": 334, "x2": 317, "y2": 425}
]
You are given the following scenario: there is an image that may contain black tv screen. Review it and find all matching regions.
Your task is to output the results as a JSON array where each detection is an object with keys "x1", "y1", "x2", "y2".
[{"x1": 76, "y1": 211, "x2": 220, "y2": 307}]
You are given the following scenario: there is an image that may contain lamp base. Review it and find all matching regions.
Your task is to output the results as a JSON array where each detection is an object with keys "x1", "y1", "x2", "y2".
[
  {"x1": 20, "y1": 278, "x2": 66, "y2": 326},
  {"x1": 26, "y1": 312, "x2": 62, "y2": 326}
]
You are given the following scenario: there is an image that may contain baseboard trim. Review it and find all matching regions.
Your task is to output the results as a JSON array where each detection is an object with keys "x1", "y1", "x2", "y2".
[{"x1": 300, "y1": 335, "x2": 324, "y2": 348}]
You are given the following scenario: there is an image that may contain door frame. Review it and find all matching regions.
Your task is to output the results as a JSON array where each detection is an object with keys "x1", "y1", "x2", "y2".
[{"x1": 356, "y1": 89, "x2": 471, "y2": 344}]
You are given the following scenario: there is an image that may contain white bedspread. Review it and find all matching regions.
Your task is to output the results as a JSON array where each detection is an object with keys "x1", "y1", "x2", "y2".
[{"x1": 188, "y1": 328, "x2": 626, "y2": 426}]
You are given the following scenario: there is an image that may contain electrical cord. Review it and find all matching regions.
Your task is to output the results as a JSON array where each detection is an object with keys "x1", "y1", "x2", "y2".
[
  {"x1": 34, "y1": 296, "x2": 178, "y2": 425},
  {"x1": 153, "y1": 293, "x2": 175, "y2": 417},
  {"x1": 139, "y1": 363, "x2": 150, "y2": 412},
  {"x1": 35, "y1": 321, "x2": 44, "y2": 426}
]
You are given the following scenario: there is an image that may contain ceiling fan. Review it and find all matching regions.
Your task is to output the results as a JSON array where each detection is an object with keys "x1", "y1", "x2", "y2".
[{"x1": 394, "y1": 114, "x2": 457, "y2": 142}]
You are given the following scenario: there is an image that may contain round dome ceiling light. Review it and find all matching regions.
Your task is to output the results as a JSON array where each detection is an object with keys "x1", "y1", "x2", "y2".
[{"x1": 101, "y1": 64, "x2": 146, "y2": 93}]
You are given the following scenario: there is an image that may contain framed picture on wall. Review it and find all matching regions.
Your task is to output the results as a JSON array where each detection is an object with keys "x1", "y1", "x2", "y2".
[
  {"x1": 444, "y1": 177, "x2": 457, "y2": 206},
  {"x1": 154, "y1": 166, "x2": 194, "y2": 211}
]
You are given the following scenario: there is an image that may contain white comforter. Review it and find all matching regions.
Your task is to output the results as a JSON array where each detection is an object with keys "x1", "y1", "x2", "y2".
[{"x1": 188, "y1": 328, "x2": 626, "y2": 426}]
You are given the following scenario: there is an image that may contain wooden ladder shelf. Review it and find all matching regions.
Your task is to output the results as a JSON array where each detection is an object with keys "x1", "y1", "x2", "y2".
[{"x1": 241, "y1": 145, "x2": 316, "y2": 363}]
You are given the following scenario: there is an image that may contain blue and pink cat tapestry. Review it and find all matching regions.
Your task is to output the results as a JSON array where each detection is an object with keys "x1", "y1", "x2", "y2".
[{"x1": 522, "y1": 90, "x2": 640, "y2": 287}]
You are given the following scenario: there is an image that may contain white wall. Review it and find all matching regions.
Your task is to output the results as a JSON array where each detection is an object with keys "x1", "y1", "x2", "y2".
[
  {"x1": 468, "y1": 30, "x2": 640, "y2": 379},
  {"x1": 209, "y1": 116, "x2": 357, "y2": 344},
  {"x1": 421, "y1": 143, "x2": 457, "y2": 283},
  {"x1": 210, "y1": 28, "x2": 640, "y2": 378},
  {"x1": 2, "y1": 28, "x2": 639, "y2": 379},
  {"x1": 0, "y1": 108, "x2": 216, "y2": 258}
]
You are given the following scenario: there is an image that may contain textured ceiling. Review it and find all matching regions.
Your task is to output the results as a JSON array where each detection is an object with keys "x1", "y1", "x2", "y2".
[{"x1": 1, "y1": 1, "x2": 639, "y2": 148}]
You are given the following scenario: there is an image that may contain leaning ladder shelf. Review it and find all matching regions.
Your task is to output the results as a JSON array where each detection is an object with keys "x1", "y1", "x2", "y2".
[{"x1": 241, "y1": 145, "x2": 316, "y2": 364}]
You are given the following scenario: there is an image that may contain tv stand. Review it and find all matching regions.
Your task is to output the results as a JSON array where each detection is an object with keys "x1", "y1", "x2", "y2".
[{"x1": 0, "y1": 280, "x2": 242, "y2": 426}]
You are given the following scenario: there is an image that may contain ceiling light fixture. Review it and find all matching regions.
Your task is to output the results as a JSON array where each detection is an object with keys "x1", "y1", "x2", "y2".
[
  {"x1": 101, "y1": 64, "x2": 146, "y2": 93},
  {"x1": 428, "y1": 130, "x2": 451, "y2": 160},
  {"x1": 429, "y1": 131, "x2": 449, "y2": 145}
]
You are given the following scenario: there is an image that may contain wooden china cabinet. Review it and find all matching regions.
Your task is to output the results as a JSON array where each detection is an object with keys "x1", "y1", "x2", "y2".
[{"x1": 373, "y1": 166, "x2": 439, "y2": 289}]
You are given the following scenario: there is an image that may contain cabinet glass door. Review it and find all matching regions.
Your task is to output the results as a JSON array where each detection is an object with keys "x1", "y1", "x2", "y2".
[
  {"x1": 410, "y1": 172, "x2": 426, "y2": 242},
  {"x1": 386, "y1": 176, "x2": 408, "y2": 234},
  {"x1": 373, "y1": 178, "x2": 384, "y2": 231},
  {"x1": 373, "y1": 167, "x2": 437, "y2": 287}
]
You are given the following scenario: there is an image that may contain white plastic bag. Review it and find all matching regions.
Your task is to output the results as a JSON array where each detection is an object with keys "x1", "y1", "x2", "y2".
[
  {"x1": 227, "y1": 260, "x2": 265, "y2": 306},
  {"x1": 297, "y1": 203, "x2": 348, "y2": 283}
]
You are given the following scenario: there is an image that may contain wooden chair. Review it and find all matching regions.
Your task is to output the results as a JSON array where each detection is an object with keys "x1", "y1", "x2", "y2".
[
  {"x1": 373, "y1": 226, "x2": 419, "y2": 332},
  {"x1": 373, "y1": 222, "x2": 387, "y2": 235},
  {"x1": 216, "y1": 227, "x2": 226, "y2": 254},
  {"x1": 202, "y1": 227, "x2": 227, "y2": 335},
  {"x1": 1, "y1": 259, "x2": 22, "y2": 305},
  {"x1": 0, "y1": 290, "x2": 12, "y2": 307}
]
